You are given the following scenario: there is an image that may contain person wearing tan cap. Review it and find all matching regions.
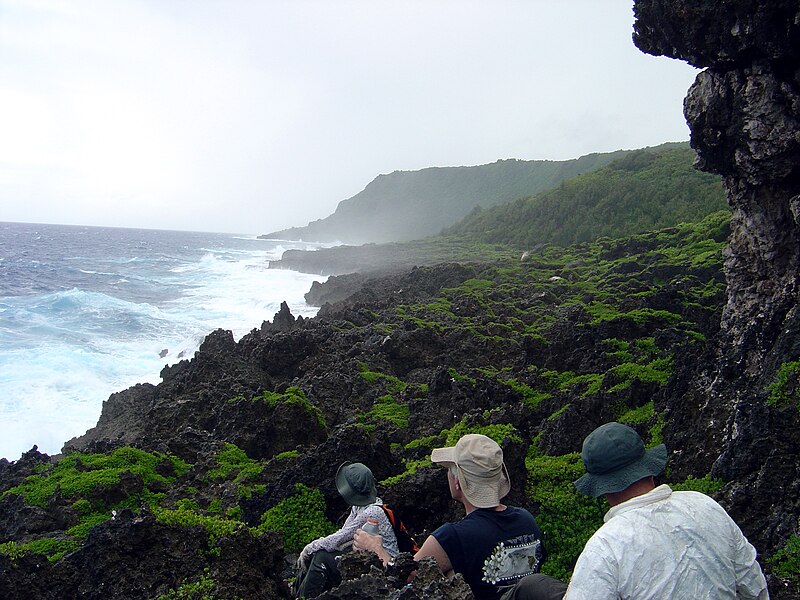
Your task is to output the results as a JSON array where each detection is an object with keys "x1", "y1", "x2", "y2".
[{"x1": 356, "y1": 433, "x2": 548, "y2": 600}]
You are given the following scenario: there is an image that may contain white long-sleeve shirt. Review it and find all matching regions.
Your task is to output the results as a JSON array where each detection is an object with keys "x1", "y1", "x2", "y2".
[
  {"x1": 564, "y1": 485, "x2": 769, "y2": 600},
  {"x1": 303, "y1": 497, "x2": 400, "y2": 558}
]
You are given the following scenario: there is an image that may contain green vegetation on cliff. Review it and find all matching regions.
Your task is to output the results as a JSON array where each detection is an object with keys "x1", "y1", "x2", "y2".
[
  {"x1": 4, "y1": 206, "x2": 760, "y2": 594},
  {"x1": 445, "y1": 146, "x2": 726, "y2": 248},
  {"x1": 1, "y1": 447, "x2": 190, "y2": 562},
  {"x1": 264, "y1": 144, "x2": 685, "y2": 245}
]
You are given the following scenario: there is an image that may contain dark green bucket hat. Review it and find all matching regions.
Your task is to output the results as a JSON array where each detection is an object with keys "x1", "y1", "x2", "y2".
[
  {"x1": 574, "y1": 422, "x2": 667, "y2": 497},
  {"x1": 335, "y1": 461, "x2": 377, "y2": 506}
]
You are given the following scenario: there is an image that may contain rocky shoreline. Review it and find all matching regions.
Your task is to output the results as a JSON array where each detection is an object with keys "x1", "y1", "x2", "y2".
[
  {"x1": 6, "y1": 211, "x2": 799, "y2": 598},
  {"x1": 2, "y1": 1, "x2": 800, "y2": 598}
]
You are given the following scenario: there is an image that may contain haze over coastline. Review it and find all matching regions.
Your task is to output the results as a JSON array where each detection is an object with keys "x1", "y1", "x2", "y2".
[{"x1": 0, "y1": 1, "x2": 698, "y2": 235}]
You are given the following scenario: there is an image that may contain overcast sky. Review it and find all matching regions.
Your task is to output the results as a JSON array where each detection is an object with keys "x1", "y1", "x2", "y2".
[{"x1": 0, "y1": 0, "x2": 699, "y2": 235}]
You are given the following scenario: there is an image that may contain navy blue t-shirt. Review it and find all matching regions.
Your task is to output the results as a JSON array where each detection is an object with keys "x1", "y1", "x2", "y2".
[{"x1": 432, "y1": 506, "x2": 544, "y2": 600}]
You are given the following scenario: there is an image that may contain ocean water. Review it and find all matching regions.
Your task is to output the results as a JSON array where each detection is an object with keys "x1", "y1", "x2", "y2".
[{"x1": 0, "y1": 222, "x2": 329, "y2": 461}]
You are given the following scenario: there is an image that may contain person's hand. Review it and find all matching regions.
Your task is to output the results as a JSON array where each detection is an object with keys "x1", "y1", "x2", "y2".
[
  {"x1": 297, "y1": 545, "x2": 313, "y2": 570},
  {"x1": 353, "y1": 529, "x2": 383, "y2": 555}
]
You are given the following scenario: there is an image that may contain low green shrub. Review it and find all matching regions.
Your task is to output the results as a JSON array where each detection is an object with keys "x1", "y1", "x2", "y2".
[
  {"x1": 358, "y1": 363, "x2": 408, "y2": 393},
  {"x1": 766, "y1": 361, "x2": 800, "y2": 412},
  {"x1": 152, "y1": 506, "x2": 242, "y2": 546},
  {"x1": 769, "y1": 535, "x2": 800, "y2": 591},
  {"x1": 207, "y1": 443, "x2": 263, "y2": 484},
  {"x1": 671, "y1": 475, "x2": 724, "y2": 496},
  {"x1": 157, "y1": 568, "x2": 216, "y2": 600},
  {"x1": 3, "y1": 447, "x2": 188, "y2": 508},
  {"x1": 255, "y1": 386, "x2": 327, "y2": 428},
  {"x1": 442, "y1": 419, "x2": 521, "y2": 446},
  {"x1": 526, "y1": 451, "x2": 604, "y2": 581},
  {"x1": 618, "y1": 401, "x2": 655, "y2": 426},
  {"x1": 256, "y1": 484, "x2": 336, "y2": 553},
  {"x1": 0, "y1": 537, "x2": 80, "y2": 564},
  {"x1": 363, "y1": 395, "x2": 409, "y2": 429}
]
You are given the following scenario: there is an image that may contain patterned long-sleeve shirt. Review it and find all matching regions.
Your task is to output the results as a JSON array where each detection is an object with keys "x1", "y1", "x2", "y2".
[{"x1": 303, "y1": 497, "x2": 400, "y2": 558}]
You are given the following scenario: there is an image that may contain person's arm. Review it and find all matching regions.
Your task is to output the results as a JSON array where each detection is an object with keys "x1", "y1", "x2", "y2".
[
  {"x1": 562, "y1": 543, "x2": 618, "y2": 600},
  {"x1": 731, "y1": 523, "x2": 769, "y2": 599},
  {"x1": 355, "y1": 530, "x2": 454, "y2": 578},
  {"x1": 414, "y1": 534, "x2": 453, "y2": 577},
  {"x1": 353, "y1": 529, "x2": 393, "y2": 565},
  {"x1": 303, "y1": 509, "x2": 364, "y2": 556}
]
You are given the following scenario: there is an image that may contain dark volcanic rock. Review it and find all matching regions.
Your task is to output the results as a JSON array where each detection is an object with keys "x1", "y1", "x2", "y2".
[
  {"x1": 633, "y1": 0, "x2": 800, "y2": 69},
  {"x1": 0, "y1": 446, "x2": 51, "y2": 494},
  {"x1": 0, "y1": 509, "x2": 288, "y2": 600},
  {"x1": 634, "y1": 2, "x2": 800, "y2": 596},
  {"x1": 317, "y1": 554, "x2": 473, "y2": 600}
]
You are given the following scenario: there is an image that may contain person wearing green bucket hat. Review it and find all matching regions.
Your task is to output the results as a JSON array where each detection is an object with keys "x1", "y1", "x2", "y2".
[
  {"x1": 561, "y1": 422, "x2": 768, "y2": 599},
  {"x1": 294, "y1": 461, "x2": 399, "y2": 599},
  {"x1": 573, "y1": 420, "x2": 668, "y2": 498}
]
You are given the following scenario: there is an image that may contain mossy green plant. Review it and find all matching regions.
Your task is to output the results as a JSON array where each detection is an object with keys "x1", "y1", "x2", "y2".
[
  {"x1": 152, "y1": 505, "x2": 242, "y2": 546},
  {"x1": 447, "y1": 367, "x2": 477, "y2": 385},
  {"x1": 648, "y1": 414, "x2": 665, "y2": 446},
  {"x1": 254, "y1": 386, "x2": 327, "y2": 429},
  {"x1": 605, "y1": 358, "x2": 672, "y2": 392},
  {"x1": 380, "y1": 457, "x2": 433, "y2": 486},
  {"x1": 157, "y1": 568, "x2": 216, "y2": 600},
  {"x1": 618, "y1": 401, "x2": 655, "y2": 426},
  {"x1": 405, "y1": 435, "x2": 442, "y2": 450},
  {"x1": 0, "y1": 446, "x2": 190, "y2": 559},
  {"x1": 442, "y1": 418, "x2": 521, "y2": 446},
  {"x1": 363, "y1": 395, "x2": 410, "y2": 429},
  {"x1": 671, "y1": 475, "x2": 724, "y2": 495},
  {"x1": 0, "y1": 537, "x2": 81, "y2": 564},
  {"x1": 207, "y1": 443, "x2": 263, "y2": 485},
  {"x1": 526, "y1": 451, "x2": 605, "y2": 580},
  {"x1": 0, "y1": 540, "x2": 25, "y2": 563},
  {"x1": 358, "y1": 363, "x2": 408, "y2": 393},
  {"x1": 769, "y1": 535, "x2": 800, "y2": 591},
  {"x1": 546, "y1": 404, "x2": 571, "y2": 421},
  {"x1": 274, "y1": 450, "x2": 300, "y2": 461},
  {"x1": 766, "y1": 361, "x2": 800, "y2": 412},
  {"x1": 71, "y1": 498, "x2": 92, "y2": 516},
  {"x1": 66, "y1": 512, "x2": 111, "y2": 538},
  {"x1": 496, "y1": 376, "x2": 552, "y2": 408},
  {"x1": 256, "y1": 484, "x2": 336, "y2": 553},
  {"x1": 3, "y1": 447, "x2": 188, "y2": 509}
]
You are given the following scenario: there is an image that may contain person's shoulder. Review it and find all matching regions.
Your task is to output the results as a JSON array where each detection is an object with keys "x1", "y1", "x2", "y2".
[
  {"x1": 671, "y1": 489, "x2": 724, "y2": 508},
  {"x1": 431, "y1": 519, "x2": 459, "y2": 539},
  {"x1": 363, "y1": 503, "x2": 389, "y2": 519},
  {"x1": 499, "y1": 505, "x2": 537, "y2": 525},
  {"x1": 504, "y1": 505, "x2": 534, "y2": 517}
]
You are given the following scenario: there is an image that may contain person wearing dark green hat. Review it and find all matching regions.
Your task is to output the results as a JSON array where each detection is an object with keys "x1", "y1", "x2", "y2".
[
  {"x1": 562, "y1": 422, "x2": 769, "y2": 599},
  {"x1": 513, "y1": 422, "x2": 769, "y2": 599},
  {"x1": 294, "y1": 461, "x2": 399, "y2": 599}
]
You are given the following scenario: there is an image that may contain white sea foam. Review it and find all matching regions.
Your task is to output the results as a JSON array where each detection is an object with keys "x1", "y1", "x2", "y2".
[{"x1": 0, "y1": 225, "x2": 328, "y2": 460}]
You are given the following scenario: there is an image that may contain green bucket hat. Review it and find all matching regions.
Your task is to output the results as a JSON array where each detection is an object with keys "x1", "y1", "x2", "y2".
[
  {"x1": 335, "y1": 461, "x2": 377, "y2": 506},
  {"x1": 574, "y1": 422, "x2": 667, "y2": 498}
]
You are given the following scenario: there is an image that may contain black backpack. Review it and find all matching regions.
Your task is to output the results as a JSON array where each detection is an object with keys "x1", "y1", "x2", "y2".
[{"x1": 380, "y1": 504, "x2": 420, "y2": 554}]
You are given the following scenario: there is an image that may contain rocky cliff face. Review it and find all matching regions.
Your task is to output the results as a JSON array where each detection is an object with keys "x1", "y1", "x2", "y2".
[
  {"x1": 634, "y1": 1, "x2": 800, "y2": 592},
  {"x1": 634, "y1": 1, "x2": 800, "y2": 361},
  {"x1": 2, "y1": 214, "x2": 751, "y2": 598},
  {"x1": 2, "y1": 4, "x2": 800, "y2": 599}
]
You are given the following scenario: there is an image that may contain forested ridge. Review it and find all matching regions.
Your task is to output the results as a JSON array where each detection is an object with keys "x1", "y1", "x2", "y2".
[
  {"x1": 262, "y1": 143, "x2": 687, "y2": 245},
  {"x1": 268, "y1": 145, "x2": 728, "y2": 277},
  {"x1": 445, "y1": 146, "x2": 727, "y2": 248}
]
